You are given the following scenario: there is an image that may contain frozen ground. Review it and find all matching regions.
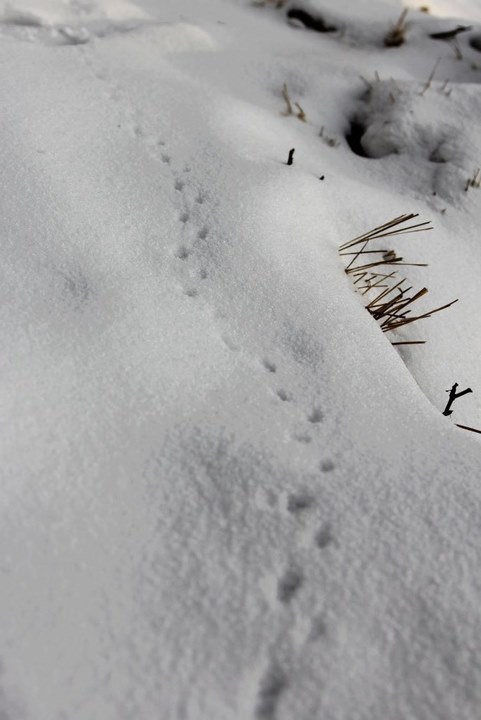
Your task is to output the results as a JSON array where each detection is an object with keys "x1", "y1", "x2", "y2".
[{"x1": 1, "y1": 0, "x2": 481, "y2": 718}]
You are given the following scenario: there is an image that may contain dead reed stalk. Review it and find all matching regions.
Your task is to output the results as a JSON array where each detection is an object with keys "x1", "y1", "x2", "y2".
[{"x1": 339, "y1": 213, "x2": 458, "y2": 344}]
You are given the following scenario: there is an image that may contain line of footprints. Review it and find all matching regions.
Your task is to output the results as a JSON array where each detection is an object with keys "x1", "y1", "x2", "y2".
[
  {"x1": 82, "y1": 56, "x2": 211, "y2": 298},
  {"x1": 129, "y1": 120, "x2": 336, "y2": 720},
  {"x1": 149, "y1": 132, "x2": 210, "y2": 295},
  {"x1": 83, "y1": 55, "x2": 211, "y2": 298},
  {"x1": 108, "y1": 67, "x2": 342, "y2": 717},
  {"x1": 131, "y1": 122, "x2": 331, "y2": 451},
  {"x1": 155, "y1": 132, "x2": 337, "y2": 717},
  {"x1": 255, "y1": 359, "x2": 336, "y2": 720},
  {"x1": 262, "y1": 357, "x2": 336, "y2": 459},
  {"x1": 129, "y1": 121, "x2": 335, "y2": 453},
  {"x1": 256, "y1": 484, "x2": 335, "y2": 720},
  {"x1": 162, "y1": 146, "x2": 210, "y2": 296},
  {"x1": 129, "y1": 119, "x2": 210, "y2": 298}
]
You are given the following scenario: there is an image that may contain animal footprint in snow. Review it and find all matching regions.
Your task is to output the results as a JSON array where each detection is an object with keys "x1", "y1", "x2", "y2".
[
  {"x1": 175, "y1": 245, "x2": 190, "y2": 260},
  {"x1": 60, "y1": 268, "x2": 91, "y2": 307},
  {"x1": 315, "y1": 523, "x2": 334, "y2": 549},
  {"x1": 277, "y1": 566, "x2": 303, "y2": 603},
  {"x1": 276, "y1": 389, "x2": 292, "y2": 402},
  {"x1": 197, "y1": 227, "x2": 208, "y2": 240},
  {"x1": 195, "y1": 192, "x2": 205, "y2": 204},
  {"x1": 320, "y1": 459, "x2": 335, "y2": 472},
  {"x1": 293, "y1": 432, "x2": 311, "y2": 444},
  {"x1": 262, "y1": 358, "x2": 276, "y2": 373},
  {"x1": 307, "y1": 407, "x2": 323, "y2": 424},
  {"x1": 184, "y1": 288, "x2": 198, "y2": 298},
  {"x1": 308, "y1": 614, "x2": 327, "y2": 642},
  {"x1": 222, "y1": 334, "x2": 240, "y2": 352},
  {"x1": 286, "y1": 492, "x2": 314, "y2": 514},
  {"x1": 58, "y1": 26, "x2": 90, "y2": 45},
  {"x1": 175, "y1": 179, "x2": 185, "y2": 191},
  {"x1": 199, "y1": 268, "x2": 208, "y2": 280},
  {"x1": 255, "y1": 664, "x2": 287, "y2": 720},
  {"x1": 161, "y1": 153, "x2": 171, "y2": 164},
  {"x1": 179, "y1": 212, "x2": 189, "y2": 223}
]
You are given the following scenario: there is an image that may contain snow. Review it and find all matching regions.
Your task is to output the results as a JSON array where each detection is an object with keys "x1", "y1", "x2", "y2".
[{"x1": 1, "y1": 0, "x2": 481, "y2": 718}]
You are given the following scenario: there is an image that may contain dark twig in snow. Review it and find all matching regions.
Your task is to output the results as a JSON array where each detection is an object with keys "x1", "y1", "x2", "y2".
[
  {"x1": 429, "y1": 25, "x2": 472, "y2": 40},
  {"x1": 443, "y1": 383, "x2": 473, "y2": 417},
  {"x1": 391, "y1": 340, "x2": 426, "y2": 345},
  {"x1": 465, "y1": 168, "x2": 481, "y2": 192},
  {"x1": 429, "y1": 26, "x2": 472, "y2": 60},
  {"x1": 287, "y1": 148, "x2": 295, "y2": 165},
  {"x1": 286, "y1": 7, "x2": 337, "y2": 33},
  {"x1": 456, "y1": 423, "x2": 481, "y2": 435}
]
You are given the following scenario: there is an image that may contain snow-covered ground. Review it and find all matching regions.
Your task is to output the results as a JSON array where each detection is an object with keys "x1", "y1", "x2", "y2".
[{"x1": 2, "y1": 0, "x2": 481, "y2": 718}]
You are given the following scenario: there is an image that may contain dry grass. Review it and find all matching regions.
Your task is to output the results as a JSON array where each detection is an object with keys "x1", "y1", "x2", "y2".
[
  {"x1": 465, "y1": 168, "x2": 481, "y2": 192},
  {"x1": 384, "y1": 8, "x2": 408, "y2": 48},
  {"x1": 339, "y1": 213, "x2": 458, "y2": 344},
  {"x1": 281, "y1": 83, "x2": 307, "y2": 122},
  {"x1": 319, "y1": 126, "x2": 340, "y2": 148},
  {"x1": 419, "y1": 58, "x2": 440, "y2": 96}
]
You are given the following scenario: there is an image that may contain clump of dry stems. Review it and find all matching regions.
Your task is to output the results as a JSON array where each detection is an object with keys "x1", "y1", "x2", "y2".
[
  {"x1": 384, "y1": 8, "x2": 408, "y2": 47},
  {"x1": 281, "y1": 83, "x2": 307, "y2": 121},
  {"x1": 339, "y1": 213, "x2": 458, "y2": 345},
  {"x1": 419, "y1": 58, "x2": 440, "y2": 96},
  {"x1": 465, "y1": 168, "x2": 481, "y2": 192}
]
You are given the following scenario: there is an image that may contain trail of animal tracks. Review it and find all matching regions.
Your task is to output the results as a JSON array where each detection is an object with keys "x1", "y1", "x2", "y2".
[{"x1": 2, "y1": 0, "x2": 481, "y2": 718}]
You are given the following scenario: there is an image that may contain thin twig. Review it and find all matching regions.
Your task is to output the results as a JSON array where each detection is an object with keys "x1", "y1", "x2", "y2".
[
  {"x1": 456, "y1": 423, "x2": 481, "y2": 435},
  {"x1": 295, "y1": 102, "x2": 307, "y2": 122},
  {"x1": 420, "y1": 58, "x2": 440, "y2": 96},
  {"x1": 391, "y1": 340, "x2": 426, "y2": 345},
  {"x1": 281, "y1": 83, "x2": 293, "y2": 115}
]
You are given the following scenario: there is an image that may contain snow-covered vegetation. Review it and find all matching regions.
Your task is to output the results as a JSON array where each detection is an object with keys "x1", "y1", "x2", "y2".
[{"x1": 2, "y1": 0, "x2": 481, "y2": 718}]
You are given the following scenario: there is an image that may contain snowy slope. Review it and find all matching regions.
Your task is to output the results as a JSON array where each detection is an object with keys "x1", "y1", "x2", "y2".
[{"x1": 1, "y1": 1, "x2": 481, "y2": 718}]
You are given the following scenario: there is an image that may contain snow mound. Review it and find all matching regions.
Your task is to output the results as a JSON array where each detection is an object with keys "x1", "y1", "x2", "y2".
[
  {"x1": 0, "y1": 0, "x2": 148, "y2": 26},
  {"x1": 2, "y1": 0, "x2": 481, "y2": 718},
  {"x1": 0, "y1": 0, "x2": 216, "y2": 50},
  {"x1": 346, "y1": 76, "x2": 481, "y2": 202}
]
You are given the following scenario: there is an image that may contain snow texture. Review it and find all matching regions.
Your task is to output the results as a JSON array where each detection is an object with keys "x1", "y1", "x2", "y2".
[{"x1": 1, "y1": 0, "x2": 481, "y2": 718}]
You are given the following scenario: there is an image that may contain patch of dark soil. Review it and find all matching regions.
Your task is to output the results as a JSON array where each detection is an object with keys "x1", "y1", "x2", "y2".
[
  {"x1": 345, "y1": 120, "x2": 368, "y2": 158},
  {"x1": 287, "y1": 7, "x2": 338, "y2": 33}
]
